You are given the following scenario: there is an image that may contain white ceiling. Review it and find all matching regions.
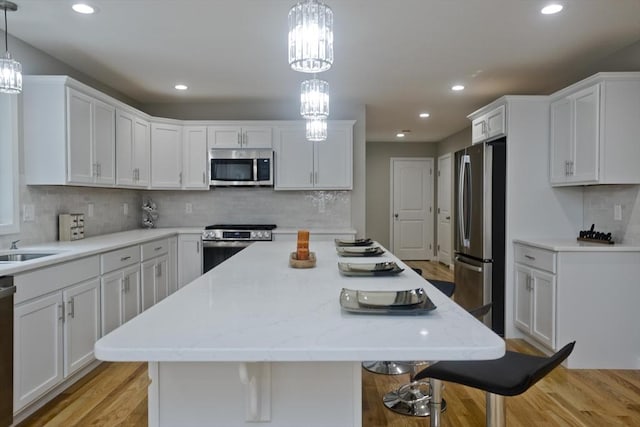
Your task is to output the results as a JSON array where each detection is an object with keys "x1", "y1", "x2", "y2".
[{"x1": 5, "y1": 0, "x2": 640, "y2": 142}]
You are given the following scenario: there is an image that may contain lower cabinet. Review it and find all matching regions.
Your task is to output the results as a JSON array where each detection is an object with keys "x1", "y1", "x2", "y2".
[
  {"x1": 101, "y1": 265, "x2": 141, "y2": 336},
  {"x1": 141, "y1": 255, "x2": 169, "y2": 311},
  {"x1": 14, "y1": 277, "x2": 100, "y2": 413},
  {"x1": 178, "y1": 234, "x2": 202, "y2": 288},
  {"x1": 514, "y1": 263, "x2": 556, "y2": 349}
]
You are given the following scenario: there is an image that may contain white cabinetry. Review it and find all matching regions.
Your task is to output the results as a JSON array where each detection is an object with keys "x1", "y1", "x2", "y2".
[
  {"x1": 178, "y1": 234, "x2": 203, "y2": 288},
  {"x1": 13, "y1": 256, "x2": 101, "y2": 412},
  {"x1": 513, "y1": 244, "x2": 556, "y2": 349},
  {"x1": 116, "y1": 108, "x2": 150, "y2": 188},
  {"x1": 100, "y1": 245, "x2": 141, "y2": 336},
  {"x1": 151, "y1": 122, "x2": 183, "y2": 189},
  {"x1": 207, "y1": 125, "x2": 272, "y2": 149},
  {"x1": 168, "y1": 236, "x2": 178, "y2": 295},
  {"x1": 470, "y1": 104, "x2": 505, "y2": 144},
  {"x1": 23, "y1": 77, "x2": 116, "y2": 186},
  {"x1": 549, "y1": 73, "x2": 640, "y2": 186},
  {"x1": 182, "y1": 126, "x2": 209, "y2": 189},
  {"x1": 141, "y1": 238, "x2": 170, "y2": 311},
  {"x1": 274, "y1": 121, "x2": 354, "y2": 190}
]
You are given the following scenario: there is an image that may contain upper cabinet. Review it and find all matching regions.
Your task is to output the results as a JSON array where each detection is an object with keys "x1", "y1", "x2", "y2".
[
  {"x1": 150, "y1": 122, "x2": 183, "y2": 189},
  {"x1": 549, "y1": 73, "x2": 640, "y2": 186},
  {"x1": 470, "y1": 104, "x2": 505, "y2": 144},
  {"x1": 23, "y1": 77, "x2": 116, "y2": 186},
  {"x1": 182, "y1": 126, "x2": 209, "y2": 189},
  {"x1": 207, "y1": 125, "x2": 272, "y2": 149},
  {"x1": 274, "y1": 121, "x2": 354, "y2": 190},
  {"x1": 116, "y1": 108, "x2": 150, "y2": 188}
]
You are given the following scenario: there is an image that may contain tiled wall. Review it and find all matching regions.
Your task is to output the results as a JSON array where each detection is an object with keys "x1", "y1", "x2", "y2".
[
  {"x1": 0, "y1": 178, "x2": 141, "y2": 248},
  {"x1": 143, "y1": 188, "x2": 352, "y2": 229},
  {"x1": 583, "y1": 184, "x2": 640, "y2": 245}
]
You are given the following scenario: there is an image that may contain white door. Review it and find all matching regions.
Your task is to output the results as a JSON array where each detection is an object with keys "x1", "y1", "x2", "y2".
[
  {"x1": 513, "y1": 264, "x2": 532, "y2": 333},
  {"x1": 437, "y1": 154, "x2": 452, "y2": 266},
  {"x1": 183, "y1": 126, "x2": 208, "y2": 189},
  {"x1": 93, "y1": 99, "x2": 116, "y2": 185},
  {"x1": 67, "y1": 88, "x2": 94, "y2": 184},
  {"x1": 314, "y1": 126, "x2": 353, "y2": 189},
  {"x1": 178, "y1": 234, "x2": 202, "y2": 288},
  {"x1": 151, "y1": 123, "x2": 183, "y2": 188},
  {"x1": 390, "y1": 158, "x2": 434, "y2": 260},
  {"x1": 531, "y1": 269, "x2": 556, "y2": 349},
  {"x1": 133, "y1": 117, "x2": 151, "y2": 187},
  {"x1": 274, "y1": 126, "x2": 314, "y2": 189},
  {"x1": 154, "y1": 255, "x2": 169, "y2": 303},
  {"x1": 122, "y1": 265, "x2": 141, "y2": 322},
  {"x1": 141, "y1": 259, "x2": 156, "y2": 311},
  {"x1": 243, "y1": 126, "x2": 273, "y2": 148},
  {"x1": 116, "y1": 110, "x2": 135, "y2": 186},
  {"x1": 101, "y1": 270, "x2": 124, "y2": 336},
  {"x1": 63, "y1": 278, "x2": 101, "y2": 377}
]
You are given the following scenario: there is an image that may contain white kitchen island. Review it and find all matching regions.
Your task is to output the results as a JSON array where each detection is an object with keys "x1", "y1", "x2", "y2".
[{"x1": 95, "y1": 241, "x2": 504, "y2": 427}]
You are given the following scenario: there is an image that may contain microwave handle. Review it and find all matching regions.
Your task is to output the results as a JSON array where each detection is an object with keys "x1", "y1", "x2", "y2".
[{"x1": 253, "y1": 158, "x2": 258, "y2": 183}]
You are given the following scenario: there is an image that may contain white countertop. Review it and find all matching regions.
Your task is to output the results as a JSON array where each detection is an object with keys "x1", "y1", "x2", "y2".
[
  {"x1": 95, "y1": 241, "x2": 505, "y2": 363},
  {"x1": 273, "y1": 228, "x2": 357, "y2": 235},
  {"x1": 514, "y1": 238, "x2": 640, "y2": 252},
  {"x1": 0, "y1": 228, "x2": 202, "y2": 275}
]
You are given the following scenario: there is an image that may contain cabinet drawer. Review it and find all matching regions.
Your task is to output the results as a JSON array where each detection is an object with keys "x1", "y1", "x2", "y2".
[
  {"x1": 15, "y1": 255, "x2": 100, "y2": 304},
  {"x1": 514, "y1": 244, "x2": 556, "y2": 273},
  {"x1": 101, "y1": 245, "x2": 140, "y2": 273},
  {"x1": 141, "y1": 238, "x2": 170, "y2": 261}
]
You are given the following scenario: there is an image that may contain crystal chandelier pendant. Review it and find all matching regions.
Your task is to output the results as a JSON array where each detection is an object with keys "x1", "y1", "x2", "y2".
[
  {"x1": 300, "y1": 78, "x2": 329, "y2": 119},
  {"x1": 288, "y1": 0, "x2": 333, "y2": 73},
  {"x1": 0, "y1": 51, "x2": 22, "y2": 94},
  {"x1": 306, "y1": 117, "x2": 328, "y2": 142}
]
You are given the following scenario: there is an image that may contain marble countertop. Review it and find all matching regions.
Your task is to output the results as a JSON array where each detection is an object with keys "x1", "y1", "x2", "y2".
[
  {"x1": 0, "y1": 228, "x2": 203, "y2": 276},
  {"x1": 514, "y1": 238, "x2": 640, "y2": 252},
  {"x1": 273, "y1": 228, "x2": 357, "y2": 235},
  {"x1": 95, "y1": 241, "x2": 505, "y2": 363}
]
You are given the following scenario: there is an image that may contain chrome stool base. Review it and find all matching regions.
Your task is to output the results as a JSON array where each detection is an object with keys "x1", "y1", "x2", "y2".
[
  {"x1": 383, "y1": 381, "x2": 447, "y2": 417},
  {"x1": 362, "y1": 361, "x2": 411, "y2": 375}
]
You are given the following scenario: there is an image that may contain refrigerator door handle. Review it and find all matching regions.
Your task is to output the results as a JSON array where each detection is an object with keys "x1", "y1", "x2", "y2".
[
  {"x1": 458, "y1": 154, "x2": 471, "y2": 248},
  {"x1": 454, "y1": 255, "x2": 483, "y2": 272}
]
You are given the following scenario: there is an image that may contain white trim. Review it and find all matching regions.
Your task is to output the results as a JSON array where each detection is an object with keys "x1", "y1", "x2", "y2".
[{"x1": 437, "y1": 152, "x2": 453, "y2": 265}]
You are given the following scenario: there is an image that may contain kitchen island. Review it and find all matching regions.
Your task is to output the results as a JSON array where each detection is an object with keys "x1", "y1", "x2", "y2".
[{"x1": 95, "y1": 241, "x2": 504, "y2": 427}]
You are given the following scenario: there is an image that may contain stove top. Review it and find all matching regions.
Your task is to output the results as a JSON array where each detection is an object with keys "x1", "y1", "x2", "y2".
[{"x1": 205, "y1": 224, "x2": 277, "y2": 231}]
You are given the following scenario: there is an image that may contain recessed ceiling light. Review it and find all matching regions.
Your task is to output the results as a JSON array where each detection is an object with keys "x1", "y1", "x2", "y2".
[
  {"x1": 541, "y1": 4, "x2": 563, "y2": 14},
  {"x1": 396, "y1": 132, "x2": 405, "y2": 138},
  {"x1": 451, "y1": 85, "x2": 465, "y2": 91},
  {"x1": 419, "y1": 113, "x2": 430, "y2": 118},
  {"x1": 174, "y1": 84, "x2": 188, "y2": 91},
  {"x1": 72, "y1": 3, "x2": 95, "y2": 14}
]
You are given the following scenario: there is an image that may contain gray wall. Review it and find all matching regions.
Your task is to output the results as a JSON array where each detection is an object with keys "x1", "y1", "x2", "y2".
[{"x1": 365, "y1": 142, "x2": 438, "y2": 248}]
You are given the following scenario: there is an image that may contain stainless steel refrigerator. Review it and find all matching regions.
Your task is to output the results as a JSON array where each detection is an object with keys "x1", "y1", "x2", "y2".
[{"x1": 454, "y1": 138, "x2": 505, "y2": 335}]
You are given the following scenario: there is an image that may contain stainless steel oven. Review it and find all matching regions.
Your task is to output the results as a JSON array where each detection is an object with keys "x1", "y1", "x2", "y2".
[
  {"x1": 202, "y1": 224, "x2": 276, "y2": 272},
  {"x1": 209, "y1": 149, "x2": 273, "y2": 187}
]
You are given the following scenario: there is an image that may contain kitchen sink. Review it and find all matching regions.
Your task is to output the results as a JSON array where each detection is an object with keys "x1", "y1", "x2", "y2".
[{"x1": 0, "y1": 252, "x2": 59, "y2": 262}]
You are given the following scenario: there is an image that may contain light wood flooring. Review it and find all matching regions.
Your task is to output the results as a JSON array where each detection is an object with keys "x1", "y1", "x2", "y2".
[{"x1": 18, "y1": 261, "x2": 640, "y2": 426}]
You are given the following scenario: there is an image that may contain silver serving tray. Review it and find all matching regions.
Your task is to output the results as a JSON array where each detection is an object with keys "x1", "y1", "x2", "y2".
[
  {"x1": 334, "y1": 238, "x2": 374, "y2": 247},
  {"x1": 338, "y1": 262, "x2": 404, "y2": 276},
  {"x1": 336, "y1": 246, "x2": 385, "y2": 257},
  {"x1": 340, "y1": 288, "x2": 437, "y2": 315}
]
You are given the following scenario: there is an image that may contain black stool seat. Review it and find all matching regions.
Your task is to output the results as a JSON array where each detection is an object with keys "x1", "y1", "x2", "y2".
[
  {"x1": 428, "y1": 279, "x2": 455, "y2": 298},
  {"x1": 415, "y1": 341, "x2": 575, "y2": 396}
]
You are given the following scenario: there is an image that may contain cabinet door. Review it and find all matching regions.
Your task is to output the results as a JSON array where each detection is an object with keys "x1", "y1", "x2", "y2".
[
  {"x1": 133, "y1": 117, "x2": 151, "y2": 187},
  {"x1": 208, "y1": 126, "x2": 242, "y2": 148},
  {"x1": 178, "y1": 234, "x2": 202, "y2": 288},
  {"x1": 67, "y1": 88, "x2": 94, "y2": 184},
  {"x1": 101, "y1": 270, "x2": 124, "y2": 336},
  {"x1": 122, "y1": 265, "x2": 141, "y2": 323},
  {"x1": 183, "y1": 126, "x2": 209, "y2": 189},
  {"x1": 151, "y1": 123, "x2": 183, "y2": 188},
  {"x1": 93, "y1": 99, "x2": 116, "y2": 185},
  {"x1": 486, "y1": 105, "x2": 505, "y2": 140},
  {"x1": 14, "y1": 293, "x2": 64, "y2": 412},
  {"x1": 116, "y1": 110, "x2": 135, "y2": 186},
  {"x1": 513, "y1": 264, "x2": 532, "y2": 333},
  {"x1": 274, "y1": 126, "x2": 314, "y2": 190},
  {"x1": 243, "y1": 126, "x2": 272, "y2": 148},
  {"x1": 141, "y1": 259, "x2": 156, "y2": 311},
  {"x1": 314, "y1": 126, "x2": 353, "y2": 189},
  {"x1": 550, "y1": 98, "x2": 572, "y2": 184},
  {"x1": 168, "y1": 236, "x2": 179, "y2": 294},
  {"x1": 471, "y1": 116, "x2": 487, "y2": 144},
  {"x1": 570, "y1": 85, "x2": 599, "y2": 184},
  {"x1": 531, "y1": 269, "x2": 556, "y2": 349},
  {"x1": 63, "y1": 278, "x2": 101, "y2": 377},
  {"x1": 154, "y1": 255, "x2": 169, "y2": 303}
]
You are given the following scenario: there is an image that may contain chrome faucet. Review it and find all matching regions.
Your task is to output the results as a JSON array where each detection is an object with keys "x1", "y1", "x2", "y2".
[{"x1": 9, "y1": 240, "x2": 19, "y2": 250}]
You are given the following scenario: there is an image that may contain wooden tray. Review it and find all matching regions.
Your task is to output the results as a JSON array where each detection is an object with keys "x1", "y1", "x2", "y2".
[{"x1": 289, "y1": 251, "x2": 317, "y2": 268}]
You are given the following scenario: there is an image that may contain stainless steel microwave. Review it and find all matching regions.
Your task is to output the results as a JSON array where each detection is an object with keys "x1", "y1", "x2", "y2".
[{"x1": 209, "y1": 149, "x2": 274, "y2": 187}]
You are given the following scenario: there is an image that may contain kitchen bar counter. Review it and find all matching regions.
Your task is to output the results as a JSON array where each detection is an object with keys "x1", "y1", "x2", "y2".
[{"x1": 95, "y1": 241, "x2": 504, "y2": 427}]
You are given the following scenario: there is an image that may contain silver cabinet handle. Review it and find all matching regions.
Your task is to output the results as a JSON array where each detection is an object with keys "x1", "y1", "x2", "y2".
[
  {"x1": 68, "y1": 298, "x2": 75, "y2": 319},
  {"x1": 58, "y1": 303, "x2": 64, "y2": 321},
  {"x1": 179, "y1": 172, "x2": 183, "y2": 185},
  {"x1": 309, "y1": 172, "x2": 313, "y2": 184},
  {"x1": 238, "y1": 133, "x2": 242, "y2": 146},
  {"x1": 156, "y1": 263, "x2": 162, "y2": 277},
  {"x1": 315, "y1": 171, "x2": 318, "y2": 184},
  {"x1": 120, "y1": 256, "x2": 131, "y2": 261},
  {"x1": 202, "y1": 171, "x2": 206, "y2": 184},
  {"x1": 154, "y1": 246, "x2": 163, "y2": 251},
  {"x1": 197, "y1": 240, "x2": 200, "y2": 253},
  {"x1": 524, "y1": 254, "x2": 536, "y2": 260}
]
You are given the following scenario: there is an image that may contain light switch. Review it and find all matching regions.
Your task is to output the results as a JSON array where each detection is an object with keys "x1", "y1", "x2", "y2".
[
  {"x1": 185, "y1": 202, "x2": 193, "y2": 214},
  {"x1": 23, "y1": 204, "x2": 35, "y2": 222},
  {"x1": 123, "y1": 203, "x2": 129, "y2": 215},
  {"x1": 614, "y1": 204, "x2": 622, "y2": 221}
]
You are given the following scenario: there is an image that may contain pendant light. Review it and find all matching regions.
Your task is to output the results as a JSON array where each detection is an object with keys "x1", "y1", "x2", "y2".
[
  {"x1": 300, "y1": 77, "x2": 329, "y2": 119},
  {"x1": 306, "y1": 117, "x2": 327, "y2": 142},
  {"x1": 288, "y1": 0, "x2": 333, "y2": 73},
  {"x1": 0, "y1": 0, "x2": 22, "y2": 94}
]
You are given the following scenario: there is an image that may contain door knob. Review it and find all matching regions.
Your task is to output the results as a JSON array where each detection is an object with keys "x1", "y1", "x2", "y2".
[
  {"x1": 446, "y1": 216, "x2": 450, "y2": 220},
  {"x1": 394, "y1": 213, "x2": 398, "y2": 218}
]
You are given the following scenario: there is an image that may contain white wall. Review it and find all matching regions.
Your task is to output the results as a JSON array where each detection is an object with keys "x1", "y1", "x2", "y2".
[{"x1": 583, "y1": 185, "x2": 640, "y2": 245}]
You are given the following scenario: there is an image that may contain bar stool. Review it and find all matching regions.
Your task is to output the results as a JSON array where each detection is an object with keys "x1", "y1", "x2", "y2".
[{"x1": 414, "y1": 341, "x2": 576, "y2": 427}]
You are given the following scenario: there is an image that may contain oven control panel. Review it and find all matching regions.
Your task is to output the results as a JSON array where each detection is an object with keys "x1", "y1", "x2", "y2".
[{"x1": 202, "y1": 229, "x2": 272, "y2": 241}]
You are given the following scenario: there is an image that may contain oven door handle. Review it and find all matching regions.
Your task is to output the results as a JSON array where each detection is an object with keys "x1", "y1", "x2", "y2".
[{"x1": 202, "y1": 240, "x2": 253, "y2": 249}]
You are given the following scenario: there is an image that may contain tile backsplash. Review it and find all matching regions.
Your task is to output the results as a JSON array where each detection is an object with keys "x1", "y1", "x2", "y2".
[
  {"x1": 143, "y1": 188, "x2": 352, "y2": 229},
  {"x1": 583, "y1": 184, "x2": 640, "y2": 245}
]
